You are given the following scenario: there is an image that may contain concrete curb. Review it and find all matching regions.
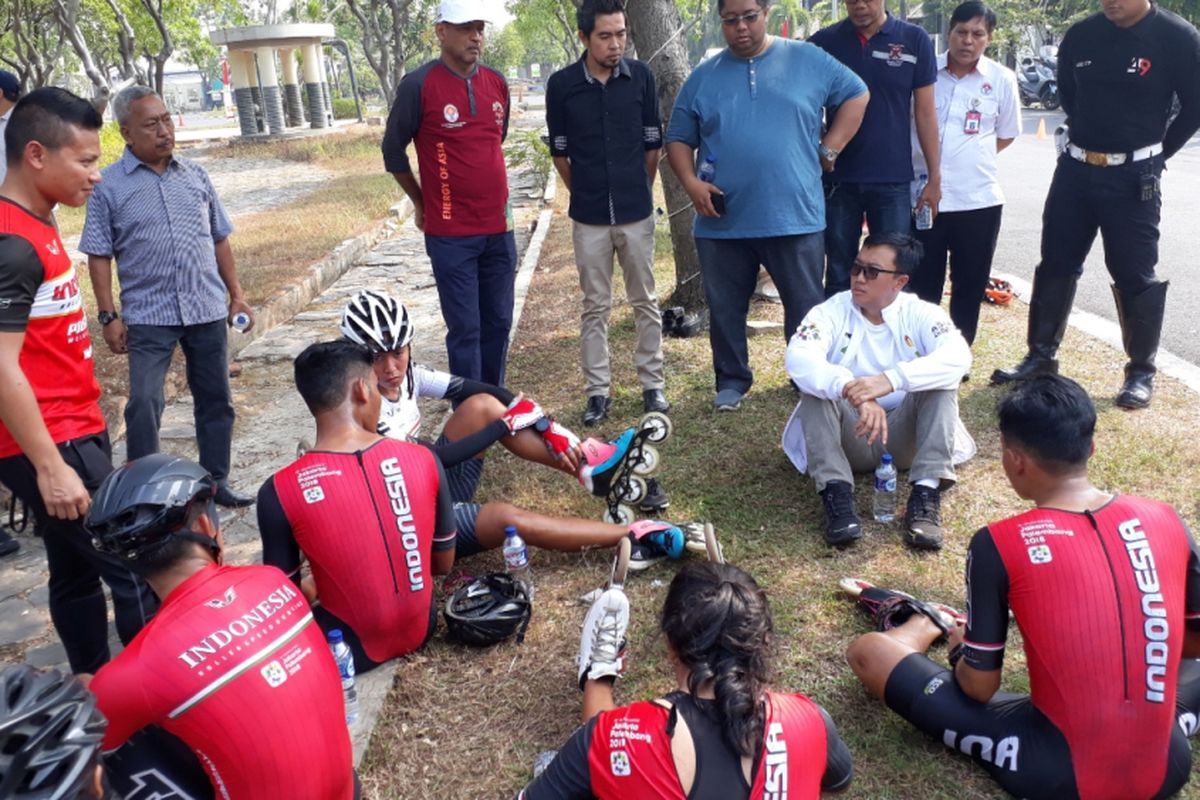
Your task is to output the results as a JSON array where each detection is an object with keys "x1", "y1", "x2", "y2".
[
  {"x1": 993, "y1": 272, "x2": 1200, "y2": 395},
  {"x1": 229, "y1": 197, "x2": 413, "y2": 361},
  {"x1": 509, "y1": 208, "x2": 554, "y2": 349}
]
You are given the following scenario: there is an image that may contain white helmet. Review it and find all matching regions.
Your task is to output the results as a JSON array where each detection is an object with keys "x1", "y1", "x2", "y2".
[{"x1": 340, "y1": 290, "x2": 414, "y2": 353}]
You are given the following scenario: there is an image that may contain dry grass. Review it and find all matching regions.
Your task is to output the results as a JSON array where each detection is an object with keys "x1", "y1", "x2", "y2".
[{"x1": 359, "y1": 185, "x2": 1200, "y2": 798}]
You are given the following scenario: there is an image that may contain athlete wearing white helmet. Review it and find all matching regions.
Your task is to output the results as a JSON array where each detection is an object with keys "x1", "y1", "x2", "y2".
[{"x1": 338, "y1": 290, "x2": 650, "y2": 513}]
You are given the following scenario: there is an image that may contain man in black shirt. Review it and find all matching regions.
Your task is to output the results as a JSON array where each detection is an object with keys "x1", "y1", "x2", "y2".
[
  {"x1": 992, "y1": 0, "x2": 1200, "y2": 409},
  {"x1": 545, "y1": 0, "x2": 667, "y2": 426}
]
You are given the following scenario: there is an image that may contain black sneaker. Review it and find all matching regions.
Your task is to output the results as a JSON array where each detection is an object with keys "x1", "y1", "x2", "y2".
[
  {"x1": 642, "y1": 389, "x2": 670, "y2": 413},
  {"x1": 819, "y1": 481, "x2": 862, "y2": 547},
  {"x1": 903, "y1": 484, "x2": 944, "y2": 550},
  {"x1": 0, "y1": 528, "x2": 18, "y2": 558},
  {"x1": 638, "y1": 478, "x2": 669, "y2": 512},
  {"x1": 582, "y1": 395, "x2": 611, "y2": 427}
]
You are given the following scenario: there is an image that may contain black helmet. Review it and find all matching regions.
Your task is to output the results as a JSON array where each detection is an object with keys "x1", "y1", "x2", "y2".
[
  {"x1": 444, "y1": 573, "x2": 532, "y2": 646},
  {"x1": 86, "y1": 454, "x2": 217, "y2": 562},
  {"x1": 0, "y1": 665, "x2": 105, "y2": 799}
]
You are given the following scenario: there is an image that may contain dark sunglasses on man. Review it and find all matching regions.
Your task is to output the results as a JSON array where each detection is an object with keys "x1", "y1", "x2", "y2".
[{"x1": 850, "y1": 260, "x2": 902, "y2": 281}]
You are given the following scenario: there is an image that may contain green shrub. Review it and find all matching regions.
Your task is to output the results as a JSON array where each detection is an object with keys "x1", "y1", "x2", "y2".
[{"x1": 332, "y1": 98, "x2": 358, "y2": 120}]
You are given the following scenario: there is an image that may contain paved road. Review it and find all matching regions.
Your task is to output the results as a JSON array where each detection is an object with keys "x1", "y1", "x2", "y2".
[{"x1": 992, "y1": 108, "x2": 1200, "y2": 365}]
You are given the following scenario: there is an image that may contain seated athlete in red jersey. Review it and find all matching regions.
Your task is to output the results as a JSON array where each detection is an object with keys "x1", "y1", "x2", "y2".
[
  {"x1": 85, "y1": 454, "x2": 358, "y2": 800},
  {"x1": 844, "y1": 375, "x2": 1200, "y2": 800},
  {"x1": 520, "y1": 560, "x2": 853, "y2": 799},
  {"x1": 258, "y1": 340, "x2": 707, "y2": 672}
]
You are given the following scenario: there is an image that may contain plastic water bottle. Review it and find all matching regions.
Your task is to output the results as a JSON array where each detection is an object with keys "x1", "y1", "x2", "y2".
[
  {"x1": 873, "y1": 454, "x2": 897, "y2": 522},
  {"x1": 231, "y1": 312, "x2": 251, "y2": 332},
  {"x1": 913, "y1": 173, "x2": 933, "y2": 231},
  {"x1": 327, "y1": 629, "x2": 360, "y2": 725},
  {"x1": 697, "y1": 155, "x2": 716, "y2": 183},
  {"x1": 503, "y1": 525, "x2": 533, "y2": 597}
]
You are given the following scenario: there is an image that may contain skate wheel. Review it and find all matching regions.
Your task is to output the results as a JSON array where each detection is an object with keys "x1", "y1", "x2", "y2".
[
  {"x1": 616, "y1": 475, "x2": 647, "y2": 504},
  {"x1": 631, "y1": 445, "x2": 658, "y2": 476},
  {"x1": 640, "y1": 411, "x2": 672, "y2": 444},
  {"x1": 603, "y1": 504, "x2": 636, "y2": 526},
  {"x1": 609, "y1": 536, "x2": 632, "y2": 589}
]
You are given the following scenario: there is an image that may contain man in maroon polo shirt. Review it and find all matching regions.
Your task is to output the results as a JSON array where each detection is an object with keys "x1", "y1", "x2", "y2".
[{"x1": 382, "y1": 0, "x2": 516, "y2": 388}]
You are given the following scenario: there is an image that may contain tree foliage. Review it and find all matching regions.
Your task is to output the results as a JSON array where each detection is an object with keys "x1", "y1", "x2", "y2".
[{"x1": 507, "y1": 0, "x2": 581, "y2": 69}]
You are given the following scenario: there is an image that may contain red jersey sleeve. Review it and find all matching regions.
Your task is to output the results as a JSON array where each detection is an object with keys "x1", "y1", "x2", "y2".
[{"x1": 92, "y1": 641, "x2": 157, "y2": 752}]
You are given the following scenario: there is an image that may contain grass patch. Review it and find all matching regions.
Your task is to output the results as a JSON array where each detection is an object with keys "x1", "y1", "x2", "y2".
[{"x1": 359, "y1": 179, "x2": 1200, "y2": 798}]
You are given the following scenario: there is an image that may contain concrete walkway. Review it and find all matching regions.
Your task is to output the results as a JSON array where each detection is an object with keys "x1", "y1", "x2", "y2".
[{"x1": 0, "y1": 148, "x2": 551, "y2": 766}]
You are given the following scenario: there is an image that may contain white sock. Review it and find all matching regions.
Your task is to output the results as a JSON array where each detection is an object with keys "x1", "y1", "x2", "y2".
[{"x1": 913, "y1": 479, "x2": 939, "y2": 490}]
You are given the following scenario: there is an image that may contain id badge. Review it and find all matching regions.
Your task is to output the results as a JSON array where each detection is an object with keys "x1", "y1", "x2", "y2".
[{"x1": 963, "y1": 109, "x2": 982, "y2": 135}]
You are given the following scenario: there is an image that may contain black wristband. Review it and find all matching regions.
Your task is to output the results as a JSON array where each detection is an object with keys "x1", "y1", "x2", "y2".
[{"x1": 948, "y1": 643, "x2": 966, "y2": 669}]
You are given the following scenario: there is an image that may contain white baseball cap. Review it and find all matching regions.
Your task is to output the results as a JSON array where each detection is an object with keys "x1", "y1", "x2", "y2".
[{"x1": 439, "y1": 0, "x2": 492, "y2": 23}]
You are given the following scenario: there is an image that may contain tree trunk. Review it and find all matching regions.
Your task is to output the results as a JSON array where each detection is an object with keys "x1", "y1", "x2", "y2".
[
  {"x1": 52, "y1": 0, "x2": 109, "y2": 93},
  {"x1": 103, "y1": 0, "x2": 139, "y2": 82},
  {"x1": 140, "y1": 0, "x2": 174, "y2": 96},
  {"x1": 627, "y1": 0, "x2": 705, "y2": 309}
]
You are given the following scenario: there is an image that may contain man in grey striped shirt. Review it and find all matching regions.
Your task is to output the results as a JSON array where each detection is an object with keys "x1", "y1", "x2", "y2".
[{"x1": 80, "y1": 86, "x2": 255, "y2": 507}]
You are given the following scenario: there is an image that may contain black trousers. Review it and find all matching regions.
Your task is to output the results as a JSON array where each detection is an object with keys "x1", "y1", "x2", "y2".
[
  {"x1": 1036, "y1": 152, "x2": 1163, "y2": 294},
  {"x1": 126, "y1": 321, "x2": 235, "y2": 482},
  {"x1": 0, "y1": 431, "x2": 157, "y2": 673},
  {"x1": 910, "y1": 204, "x2": 1004, "y2": 345}
]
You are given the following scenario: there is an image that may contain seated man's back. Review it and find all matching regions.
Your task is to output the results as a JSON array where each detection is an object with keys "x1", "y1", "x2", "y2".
[
  {"x1": 260, "y1": 437, "x2": 455, "y2": 663},
  {"x1": 92, "y1": 562, "x2": 355, "y2": 800},
  {"x1": 974, "y1": 496, "x2": 1197, "y2": 798}
]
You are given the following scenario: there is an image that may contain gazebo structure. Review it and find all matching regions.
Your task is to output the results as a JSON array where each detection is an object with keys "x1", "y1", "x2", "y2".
[{"x1": 209, "y1": 23, "x2": 360, "y2": 137}]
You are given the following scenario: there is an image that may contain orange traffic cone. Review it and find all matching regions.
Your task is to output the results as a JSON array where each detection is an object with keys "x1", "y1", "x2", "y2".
[{"x1": 1036, "y1": 118, "x2": 1046, "y2": 140}]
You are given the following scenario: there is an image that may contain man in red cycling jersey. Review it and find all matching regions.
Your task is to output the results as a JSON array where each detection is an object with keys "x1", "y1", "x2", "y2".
[
  {"x1": 258, "y1": 340, "x2": 704, "y2": 671},
  {"x1": 0, "y1": 87, "x2": 155, "y2": 673},
  {"x1": 86, "y1": 454, "x2": 357, "y2": 800},
  {"x1": 844, "y1": 375, "x2": 1200, "y2": 799}
]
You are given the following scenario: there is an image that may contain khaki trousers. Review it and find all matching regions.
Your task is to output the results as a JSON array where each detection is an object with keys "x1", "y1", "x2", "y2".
[
  {"x1": 573, "y1": 216, "x2": 664, "y2": 396},
  {"x1": 798, "y1": 389, "x2": 958, "y2": 492}
]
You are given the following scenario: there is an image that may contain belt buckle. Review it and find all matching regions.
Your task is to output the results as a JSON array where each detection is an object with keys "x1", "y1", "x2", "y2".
[{"x1": 1084, "y1": 151, "x2": 1109, "y2": 167}]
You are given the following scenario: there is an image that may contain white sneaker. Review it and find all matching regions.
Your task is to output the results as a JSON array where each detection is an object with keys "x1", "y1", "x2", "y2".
[{"x1": 577, "y1": 587, "x2": 629, "y2": 689}]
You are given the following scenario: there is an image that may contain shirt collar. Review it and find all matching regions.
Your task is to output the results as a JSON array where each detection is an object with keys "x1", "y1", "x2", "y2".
[
  {"x1": 580, "y1": 56, "x2": 628, "y2": 84},
  {"x1": 843, "y1": 12, "x2": 898, "y2": 41},
  {"x1": 120, "y1": 146, "x2": 177, "y2": 175}
]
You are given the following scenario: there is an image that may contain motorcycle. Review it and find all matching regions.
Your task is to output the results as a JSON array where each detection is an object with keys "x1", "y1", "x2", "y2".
[{"x1": 1017, "y1": 58, "x2": 1060, "y2": 111}]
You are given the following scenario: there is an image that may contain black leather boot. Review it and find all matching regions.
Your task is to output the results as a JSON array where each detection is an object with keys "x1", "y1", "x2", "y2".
[
  {"x1": 990, "y1": 273, "x2": 1079, "y2": 385},
  {"x1": 1112, "y1": 281, "x2": 1168, "y2": 410}
]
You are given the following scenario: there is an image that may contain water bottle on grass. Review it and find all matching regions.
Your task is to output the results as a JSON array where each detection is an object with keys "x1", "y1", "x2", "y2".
[
  {"x1": 873, "y1": 454, "x2": 897, "y2": 522},
  {"x1": 503, "y1": 525, "x2": 534, "y2": 599}
]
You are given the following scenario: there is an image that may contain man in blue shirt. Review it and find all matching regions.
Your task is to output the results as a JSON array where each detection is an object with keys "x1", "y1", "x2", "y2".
[
  {"x1": 81, "y1": 86, "x2": 255, "y2": 508},
  {"x1": 665, "y1": 0, "x2": 868, "y2": 411},
  {"x1": 810, "y1": 0, "x2": 941, "y2": 297},
  {"x1": 546, "y1": 0, "x2": 668, "y2": 427}
]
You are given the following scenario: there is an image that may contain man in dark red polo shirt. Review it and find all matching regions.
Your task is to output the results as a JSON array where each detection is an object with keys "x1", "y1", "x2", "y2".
[
  {"x1": 382, "y1": 0, "x2": 516, "y2": 388},
  {"x1": 0, "y1": 87, "x2": 155, "y2": 674}
]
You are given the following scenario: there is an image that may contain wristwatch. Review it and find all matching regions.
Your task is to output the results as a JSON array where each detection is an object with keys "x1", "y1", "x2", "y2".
[
  {"x1": 534, "y1": 417, "x2": 551, "y2": 434},
  {"x1": 98, "y1": 310, "x2": 120, "y2": 326},
  {"x1": 819, "y1": 143, "x2": 840, "y2": 162}
]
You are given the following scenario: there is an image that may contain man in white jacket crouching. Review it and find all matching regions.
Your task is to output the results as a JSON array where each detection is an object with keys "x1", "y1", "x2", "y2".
[{"x1": 782, "y1": 233, "x2": 973, "y2": 550}]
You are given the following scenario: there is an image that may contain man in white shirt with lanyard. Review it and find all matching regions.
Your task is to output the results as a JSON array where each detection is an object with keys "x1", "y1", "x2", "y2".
[
  {"x1": 907, "y1": 1, "x2": 1019, "y2": 347},
  {"x1": 782, "y1": 233, "x2": 973, "y2": 551}
]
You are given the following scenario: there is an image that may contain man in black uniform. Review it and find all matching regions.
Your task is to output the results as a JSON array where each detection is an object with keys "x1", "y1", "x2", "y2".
[{"x1": 991, "y1": 0, "x2": 1200, "y2": 409}]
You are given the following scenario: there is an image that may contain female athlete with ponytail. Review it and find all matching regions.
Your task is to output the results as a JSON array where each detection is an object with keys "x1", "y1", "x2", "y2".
[{"x1": 519, "y1": 560, "x2": 853, "y2": 799}]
